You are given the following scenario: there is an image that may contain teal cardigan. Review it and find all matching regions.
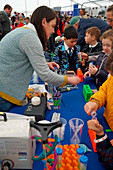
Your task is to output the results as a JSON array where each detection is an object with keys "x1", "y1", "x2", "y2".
[{"x1": 0, "y1": 24, "x2": 67, "y2": 105}]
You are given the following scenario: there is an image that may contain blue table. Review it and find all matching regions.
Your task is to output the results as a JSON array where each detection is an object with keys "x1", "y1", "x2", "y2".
[{"x1": 10, "y1": 77, "x2": 113, "y2": 170}]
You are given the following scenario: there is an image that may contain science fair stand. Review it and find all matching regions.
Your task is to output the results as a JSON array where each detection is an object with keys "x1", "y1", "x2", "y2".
[{"x1": 9, "y1": 77, "x2": 113, "y2": 170}]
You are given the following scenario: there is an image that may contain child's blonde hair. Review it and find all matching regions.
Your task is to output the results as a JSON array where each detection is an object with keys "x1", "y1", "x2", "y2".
[
  {"x1": 100, "y1": 29, "x2": 113, "y2": 49},
  {"x1": 86, "y1": 26, "x2": 101, "y2": 40}
]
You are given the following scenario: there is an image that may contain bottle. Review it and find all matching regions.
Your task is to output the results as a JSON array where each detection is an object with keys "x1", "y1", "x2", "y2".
[
  {"x1": 33, "y1": 71, "x2": 39, "y2": 83},
  {"x1": 77, "y1": 148, "x2": 84, "y2": 169},
  {"x1": 80, "y1": 155, "x2": 88, "y2": 170},
  {"x1": 56, "y1": 147, "x2": 63, "y2": 168},
  {"x1": 77, "y1": 68, "x2": 83, "y2": 82}
]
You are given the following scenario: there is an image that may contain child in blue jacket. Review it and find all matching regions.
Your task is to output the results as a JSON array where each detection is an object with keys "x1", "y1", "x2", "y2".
[{"x1": 52, "y1": 26, "x2": 82, "y2": 74}]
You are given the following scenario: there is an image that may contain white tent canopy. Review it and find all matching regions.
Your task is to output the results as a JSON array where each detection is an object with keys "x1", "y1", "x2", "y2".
[
  {"x1": 0, "y1": 0, "x2": 113, "y2": 16},
  {"x1": 75, "y1": 0, "x2": 113, "y2": 8}
]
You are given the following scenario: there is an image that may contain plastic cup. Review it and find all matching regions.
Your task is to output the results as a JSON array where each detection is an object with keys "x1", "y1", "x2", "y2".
[
  {"x1": 53, "y1": 94, "x2": 62, "y2": 110},
  {"x1": 53, "y1": 117, "x2": 67, "y2": 141},
  {"x1": 69, "y1": 118, "x2": 84, "y2": 145}
]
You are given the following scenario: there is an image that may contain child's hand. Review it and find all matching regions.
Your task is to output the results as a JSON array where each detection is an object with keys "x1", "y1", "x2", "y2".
[
  {"x1": 78, "y1": 52, "x2": 88, "y2": 66},
  {"x1": 84, "y1": 71, "x2": 89, "y2": 79},
  {"x1": 89, "y1": 65, "x2": 98, "y2": 75},
  {"x1": 80, "y1": 59, "x2": 86, "y2": 66},
  {"x1": 84, "y1": 101, "x2": 98, "y2": 115},
  {"x1": 87, "y1": 119, "x2": 104, "y2": 136},
  {"x1": 110, "y1": 139, "x2": 113, "y2": 146},
  {"x1": 81, "y1": 52, "x2": 88, "y2": 60},
  {"x1": 92, "y1": 89, "x2": 98, "y2": 94}
]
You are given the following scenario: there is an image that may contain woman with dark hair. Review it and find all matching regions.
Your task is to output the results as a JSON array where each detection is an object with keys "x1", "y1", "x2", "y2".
[
  {"x1": 79, "y1": 8, "x2": 89, "y2": 19},
  {"x1": 0, "y1": 6, "x2": 80, "y2": 111},
  {"x1": 30, "y1": 6, "x2": 58, "y2": 51}
]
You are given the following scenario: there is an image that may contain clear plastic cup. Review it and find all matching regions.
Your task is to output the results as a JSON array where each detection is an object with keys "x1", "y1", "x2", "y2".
[
  {"x1": 53, "y1": 117, "x2": 67, "y2": 141},
  {"x1": 69, "y1": 118, "x2": 84, "y2": 145}
]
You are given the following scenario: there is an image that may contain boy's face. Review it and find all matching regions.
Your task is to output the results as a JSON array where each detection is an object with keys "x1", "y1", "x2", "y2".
[
  {"x1": 102, "y1": 38, "x2": 112, "y2": 55},
  {"x1": 64, "y1": 38, "x2": 78, "y2": 48},
  {"x1": 85, "y1": 32, "x2": 94, "y2": 44}
]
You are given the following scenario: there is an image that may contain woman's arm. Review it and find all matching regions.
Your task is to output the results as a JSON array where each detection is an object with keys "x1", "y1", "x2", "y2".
[{"x1": 20, "y1": 33, "x2": 80, "y2": 87}]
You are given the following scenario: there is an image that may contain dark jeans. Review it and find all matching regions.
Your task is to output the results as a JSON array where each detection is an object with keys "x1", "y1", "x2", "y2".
[{"x1": 0, "y1": 97, "x2": 14, "y2": 112}]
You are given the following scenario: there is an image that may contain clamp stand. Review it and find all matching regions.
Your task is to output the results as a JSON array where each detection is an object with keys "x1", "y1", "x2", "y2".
[{"x1": 30, "y1": 120, "x2": 62, "y2": 144}]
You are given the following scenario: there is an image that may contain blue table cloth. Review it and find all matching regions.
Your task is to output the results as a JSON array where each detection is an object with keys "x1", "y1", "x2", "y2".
[{"x1": 10, "y1": 77, "x2": 113, "y2": 170}]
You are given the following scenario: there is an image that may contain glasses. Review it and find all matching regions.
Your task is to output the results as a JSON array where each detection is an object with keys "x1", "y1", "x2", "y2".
[{"x1": 107, "y1": 19, "x2": 113, "y2": 23}]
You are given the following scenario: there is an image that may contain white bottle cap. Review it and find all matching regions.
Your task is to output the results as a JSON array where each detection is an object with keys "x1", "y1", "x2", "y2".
[{"x1": 31, "y1": 97, "x2": 41, "y2": 106}]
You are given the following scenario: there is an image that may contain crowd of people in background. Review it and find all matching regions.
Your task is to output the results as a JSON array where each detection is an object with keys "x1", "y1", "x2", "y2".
[
  {"x1": 0, "y1": 4, "x2": 110, "y2": 41},
  {"x1": 11, "y1": 11, "x2": 30, "y2": 29},
  {"x1": 0, "y1": 4, "x2": 30, "y2": 40},
  {"x1": 0, "y1": 5, "x2": 111, "y2": 43}
]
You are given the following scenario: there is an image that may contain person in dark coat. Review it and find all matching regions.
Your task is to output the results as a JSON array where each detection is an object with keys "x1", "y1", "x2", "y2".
[
  {"x1": 0, "y1": 4, "x2": 12, "y2": 40},
  {"x1": 70, "y1": 16, "x2": 108, "y2": 50},
  {"x1": 81, "y1": 26, "x2": 102, "y2": 71},
  {"x1": 82, "y1": 27, "x2": 102, "y2": 55},
  {"x1": 52, "y1": 26, "x2": 81, "y2": 74}
]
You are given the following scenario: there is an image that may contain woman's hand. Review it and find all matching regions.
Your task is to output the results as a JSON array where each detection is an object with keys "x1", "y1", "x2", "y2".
[
  {"x1": 47, "y1": 62, "x2": 59, "y2": 71},
  {"x1": 89, "y1": 65, "x2": 98, "y2": 75},
  {"x1": 87, "y1": 119, "x2": 104, "y2": 136},
  {"x1": 84, "y1": 101, "x2": 98, "y2": 115},
  {"x1": 67, "y1": 76, "x2": 81, "y2": 85}
]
